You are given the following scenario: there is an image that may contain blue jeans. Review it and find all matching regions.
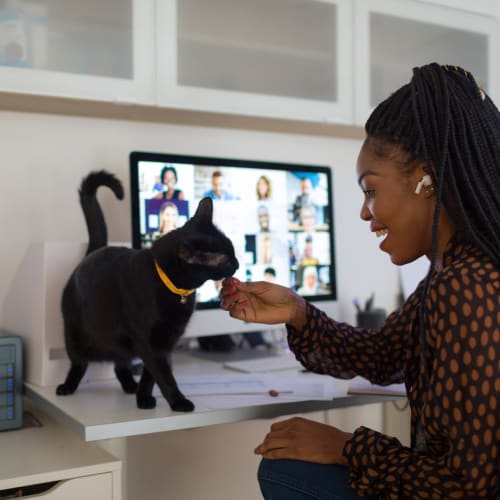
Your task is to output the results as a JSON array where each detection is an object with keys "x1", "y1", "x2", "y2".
[{"x1": 258, "y1": 458, "x2": 377, "y2": 500}]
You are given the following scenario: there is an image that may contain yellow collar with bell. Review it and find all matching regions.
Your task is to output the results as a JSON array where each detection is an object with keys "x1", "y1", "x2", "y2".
[{"x1": 154, "y1": 260, "x2": 195, "y2": 304}]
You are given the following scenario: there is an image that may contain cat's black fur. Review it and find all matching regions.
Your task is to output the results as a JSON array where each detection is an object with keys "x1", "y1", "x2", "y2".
[{"x1": 56, "y1": 170, "x2": 238, "y2": 411}]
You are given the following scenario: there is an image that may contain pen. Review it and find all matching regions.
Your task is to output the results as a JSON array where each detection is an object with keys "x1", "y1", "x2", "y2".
[
  {"x1": 268, "y1": 389, "x2": 290, "y2": 397},
  {"x1": 186, "y1": 390, "x2": 294, "y2": 397}
]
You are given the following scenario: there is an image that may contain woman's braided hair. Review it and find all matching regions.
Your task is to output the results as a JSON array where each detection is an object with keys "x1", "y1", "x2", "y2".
[
  {"x1": 364, "y1": 63, "x2": 500, "y2": 407},
  {"x1": 365, "y1": 62, "x2": 500, "y2": 269}
]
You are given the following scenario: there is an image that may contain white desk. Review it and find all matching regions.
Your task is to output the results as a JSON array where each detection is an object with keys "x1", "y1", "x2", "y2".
[
  {"x1": 21, "y1": 352, "x2": 407, "y2": 500},
  {"x1": 25, "y1": 351, "x2": 403, "y2": 442}
]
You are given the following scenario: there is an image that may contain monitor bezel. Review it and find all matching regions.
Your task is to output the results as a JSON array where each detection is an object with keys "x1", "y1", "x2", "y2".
[{"x1": 129, "y1": 150, "x2": 337, "y2": 308}]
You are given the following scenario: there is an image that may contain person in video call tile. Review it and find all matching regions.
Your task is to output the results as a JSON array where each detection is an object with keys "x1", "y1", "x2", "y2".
[
  {"x1": 220, "y1": 63, "x2": 500, "y2": 499},
  {"x1": 296, "y1": 265, "x2": 320, "y2": 295},
  {"x1": 257, "y1": 205, "x2": 271, "y2": 233},
  {"x1": 259, "y1": 235, "x2": 273, "y2": 265},
  {"x1": 158, "y1": 201, "x2": 179, "y2": 235},
  {"x1": 256, "y1": 175, "x2": 272, "y2": 201},
  {"x1": 263, "y1": 267, "x2": 276, "y2": 283},
  {"x1": 299, "y1": 204, "x2": 318, "y2": 235},
  {"x1": 203, "y1": 170, "x2": 234, "y2": 200},
  {"x1": 153, "y1": 165, "x2": 185, "y2": 200},
  {"x1": 300, "y1": 235, "x2": 319, "y2": 267},
  {"x1": 293, "y1": 177, "x2": 314, "y2": 221}
]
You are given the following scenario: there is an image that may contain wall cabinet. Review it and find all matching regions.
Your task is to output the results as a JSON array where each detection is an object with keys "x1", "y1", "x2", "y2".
[
  {"x1": 156, "y1": 0, "x2": 353, "y2": 123},
  {"x1": 0, "y1": 0, "x2": 498, "y2": 125},
  {"x1": 0, "y1": 0, "x2": 155, "y2": 103},
  {"x1": 354, "y1": 0, "x2": 499, "y2": 124}
]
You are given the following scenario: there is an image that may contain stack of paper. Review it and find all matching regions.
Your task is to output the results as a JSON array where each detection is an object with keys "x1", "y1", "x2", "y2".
[{"x1": 347, "y1": 376, "x2": 406, "y2": 397}]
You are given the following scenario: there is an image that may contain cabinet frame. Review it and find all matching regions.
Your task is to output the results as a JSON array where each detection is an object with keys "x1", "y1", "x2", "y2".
[
  {"x1": 354, "y1": 0, "x2": 499, "y2": 125},
  {"x1": 155, "y1": 0, "x2": 354, "y2": 124},
  {"x1": 0, "y1": 0, "x2": 156, "y2": 104}
]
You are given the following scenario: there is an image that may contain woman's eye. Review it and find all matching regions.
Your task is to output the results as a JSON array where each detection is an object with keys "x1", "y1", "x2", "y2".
[{"x1": 363, "y1": 190, "x2": 375, "y2": 199}]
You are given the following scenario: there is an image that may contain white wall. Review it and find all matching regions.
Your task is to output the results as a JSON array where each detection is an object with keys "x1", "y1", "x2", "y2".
[{"x1": 0, "y1": 110, "x2": 400, "y2": 330}]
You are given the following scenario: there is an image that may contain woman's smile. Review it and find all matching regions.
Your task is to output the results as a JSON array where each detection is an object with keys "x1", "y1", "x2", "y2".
[{"x1": 375, "y1": 227, "x2": 390, "y2": 251}]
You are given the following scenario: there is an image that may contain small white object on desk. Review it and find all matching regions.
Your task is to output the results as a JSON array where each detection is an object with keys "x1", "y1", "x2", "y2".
[{"x1": 347, "y1": 376, "x2": 406, "y2": 397}]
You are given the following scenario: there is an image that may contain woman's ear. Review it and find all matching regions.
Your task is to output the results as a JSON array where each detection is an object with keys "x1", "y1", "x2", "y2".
[
  {"x1": 412, "y1": 163, "x2": 434, "y2": 196},
  {"x1": 415, "y1": 174, "x2": 433, "y2": 195}
]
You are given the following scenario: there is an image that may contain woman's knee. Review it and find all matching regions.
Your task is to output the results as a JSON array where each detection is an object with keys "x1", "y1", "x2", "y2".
[
  {"x1": 258, "y1": 458, "x2": 316, "y2": 499},
  {"x1": 257, "y1": 458, "x2": 375, "y2": 500}
]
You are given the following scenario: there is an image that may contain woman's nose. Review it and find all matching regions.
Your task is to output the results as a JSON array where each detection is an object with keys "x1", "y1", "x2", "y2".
[{"x1": 360, "y1": 201, "x2": 372, "y2": 221}]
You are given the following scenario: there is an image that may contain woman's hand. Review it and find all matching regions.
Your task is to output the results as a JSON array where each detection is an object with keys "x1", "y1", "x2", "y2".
[
  {"x1": 254, "y1": 417, "x2": 352, "y2": 465},
  {"x1": 219, "y1": 277, "x2": 307, "y2": 329}
]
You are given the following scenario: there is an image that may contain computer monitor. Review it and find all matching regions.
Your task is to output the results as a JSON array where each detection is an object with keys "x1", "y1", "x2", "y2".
[{"x1": 129, "y1": 151, "x2": 338, "y2": 338}]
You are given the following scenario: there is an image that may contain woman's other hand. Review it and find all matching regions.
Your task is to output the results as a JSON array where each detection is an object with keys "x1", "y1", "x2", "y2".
[
  {"x1": 254, "y1": 417, "x2": 352, "y2": 465},
  {"x1": 220, "y1": 278, "x2": 306, "y2": 329}
]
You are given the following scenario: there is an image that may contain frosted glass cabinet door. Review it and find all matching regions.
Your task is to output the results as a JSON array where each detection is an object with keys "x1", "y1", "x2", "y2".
[
  {"x1": 0, "y1": 0, "x2": 155, "y2": 103},
  {"x1": 156, "y1": 0, "x2": 353, "y2": 123},
  {"x1": 354, "y1": 0, "x2": 499, "y2": 124}
]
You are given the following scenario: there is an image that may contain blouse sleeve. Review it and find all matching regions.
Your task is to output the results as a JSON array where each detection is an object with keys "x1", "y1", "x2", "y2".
[{"x1": 286, "y1": 282, "x2": 422, "y2": 384}]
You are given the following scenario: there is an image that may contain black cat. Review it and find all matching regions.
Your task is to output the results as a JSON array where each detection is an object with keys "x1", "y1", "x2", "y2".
[{"x1": 56, "y1": 171, "x2": 238, "y2": 411}]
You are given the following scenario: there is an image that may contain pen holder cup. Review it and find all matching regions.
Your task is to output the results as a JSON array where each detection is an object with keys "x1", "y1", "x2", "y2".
[{"x1": 356, "y1": 308, "x2": 386, "y2": 329}]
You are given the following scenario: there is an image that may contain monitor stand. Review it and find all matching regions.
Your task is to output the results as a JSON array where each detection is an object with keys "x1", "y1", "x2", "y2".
[
  {"x1": 184, "y1": 328, "x2": 287, "y2": 364},
  {"x1": 187, "y1": 344, "x2": 278, "y2": 364}
]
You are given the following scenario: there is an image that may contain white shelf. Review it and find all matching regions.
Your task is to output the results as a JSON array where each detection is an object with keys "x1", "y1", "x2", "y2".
[
  {"x1": 0, "y1": 399, "x2": 120, "y2": 495},
  {"x1": 178, "y1": 34, "x2": 334, "y2": 62},
  {"x1": 25, "y1": 352, "x2": 403, "y2": 442}
]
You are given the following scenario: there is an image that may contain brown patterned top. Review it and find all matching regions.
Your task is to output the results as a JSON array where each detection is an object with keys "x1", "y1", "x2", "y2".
[{"x1": 287, "y1": 233, "x2": 499, "y2": 499}]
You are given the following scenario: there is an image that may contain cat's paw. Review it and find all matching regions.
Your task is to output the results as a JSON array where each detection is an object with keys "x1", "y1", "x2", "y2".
[
  {"x1": 56, "y1": 384, "x2": 75, "y2": 396},
  {"x1": 137, "y1": 394, "x2": 156, "y2": 409},
  {"x1": 170, "y1": 397, "x2": 195, "y2": 412}
]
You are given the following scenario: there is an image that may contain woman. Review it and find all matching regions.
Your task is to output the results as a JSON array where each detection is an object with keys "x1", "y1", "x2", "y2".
[
  {"x1": 153, "y1": 165, "x2": 184, "y2": 200},
  {"x1": 257, "y1": 175, "x2": 272, "y2": 200},
  {"x1": 158, "y1": 201, "x2": 179, "y2": 235},
  {"x1": 296, "y1": 265, "x2": 319, "y2": 296},
  {"x1": 300, "y1": 236, "x2": 319, "y2": 267},
  {"x1": 220, "y1": 63, "x2": 500, "y2": 499}
]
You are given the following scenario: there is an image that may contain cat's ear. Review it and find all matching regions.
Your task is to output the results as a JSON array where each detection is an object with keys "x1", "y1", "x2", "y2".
[{"x1": 192, "y1": 197, "x2": 213, "y2": 224}]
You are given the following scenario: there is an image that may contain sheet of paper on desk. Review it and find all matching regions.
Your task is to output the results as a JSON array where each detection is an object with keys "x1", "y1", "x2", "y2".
[
  {"x1": 347, "y1": 376, "x2": 406, "y2": 396},
  {"x1": 174, "y1": 374, "x2": 343, "y2": 409}
]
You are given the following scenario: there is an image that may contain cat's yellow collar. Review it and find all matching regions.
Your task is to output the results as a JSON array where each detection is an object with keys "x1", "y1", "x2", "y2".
[{"x1": 154, "y1": 260, "x2": 195, "y2": 304}]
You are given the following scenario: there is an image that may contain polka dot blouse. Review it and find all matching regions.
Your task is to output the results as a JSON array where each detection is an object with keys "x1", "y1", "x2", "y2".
[{"x1": 287, "y1": 233, "x2": 499, "y2": 499}]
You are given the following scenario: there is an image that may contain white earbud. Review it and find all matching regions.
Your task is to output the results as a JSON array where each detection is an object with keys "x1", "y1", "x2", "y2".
[{"x1": 415, "y1": 174, "x2": 433, "y2": 195}]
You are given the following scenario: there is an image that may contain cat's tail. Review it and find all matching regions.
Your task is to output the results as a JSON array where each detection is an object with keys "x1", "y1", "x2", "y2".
[{"x1": 79, "y1": 170, "x2": 124, "y2": 255}]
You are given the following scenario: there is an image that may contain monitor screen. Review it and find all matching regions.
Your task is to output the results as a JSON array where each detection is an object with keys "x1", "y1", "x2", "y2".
[{"x1": 130, "y1": 151, "x2": 337, "y2": 314}]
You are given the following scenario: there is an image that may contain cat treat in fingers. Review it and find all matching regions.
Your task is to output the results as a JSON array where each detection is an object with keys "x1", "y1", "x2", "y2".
[{"x1": 56, "y1": 170, "x2": 239, "y2": 411}]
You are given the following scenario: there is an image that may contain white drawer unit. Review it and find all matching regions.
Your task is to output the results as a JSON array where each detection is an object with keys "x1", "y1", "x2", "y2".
[
  {"x1": 0, "y1": 399, "x2": 121, "y2": 499},
  {"x1": 17, "y1": 474, "x2": 113, "y2": 500}
]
